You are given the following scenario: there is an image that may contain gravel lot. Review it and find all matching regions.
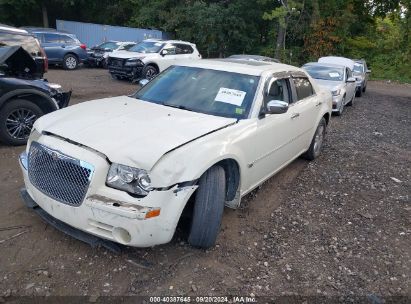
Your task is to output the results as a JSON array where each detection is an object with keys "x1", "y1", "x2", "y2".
[{"x1": 0, "y1": 67, "x2": 410, "y2": 301}]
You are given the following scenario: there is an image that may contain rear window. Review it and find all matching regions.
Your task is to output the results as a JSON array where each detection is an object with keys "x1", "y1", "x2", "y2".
[
  {"x1": 293, "y1": 77, "x2": 314, "y2": 100},
  {"x1": 0, "y1": 32, "x2": 42, "y2": 57}
]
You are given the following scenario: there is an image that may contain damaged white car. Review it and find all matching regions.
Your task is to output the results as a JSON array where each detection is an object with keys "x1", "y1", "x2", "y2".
[{"x1": 19, "y1": 59, "x2": 332, "y2": 248}]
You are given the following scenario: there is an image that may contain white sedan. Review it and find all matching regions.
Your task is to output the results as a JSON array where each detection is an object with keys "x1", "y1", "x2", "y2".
[{"x1": 19, "y1": 59, "x2": 332, "y2": 248}]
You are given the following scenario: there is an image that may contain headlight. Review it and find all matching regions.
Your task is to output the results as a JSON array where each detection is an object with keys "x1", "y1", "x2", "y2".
[
  {"x1": 124, "y1": 58, "x2": 144, "y2": 66},
  {"x1": 48, "y1": 83, "x2": 63, "y2": 93},
  {"x1": 106, "y1": 163, "x2": 152, "y2": 196},
  {"x1": 331, "y1": 89, "x2": 341, "y2": 96}
]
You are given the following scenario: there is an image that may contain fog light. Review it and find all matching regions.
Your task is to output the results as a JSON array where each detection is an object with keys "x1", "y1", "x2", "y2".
[{"x1": 112, "y1": 227, "x2": 131, "y2": 244}]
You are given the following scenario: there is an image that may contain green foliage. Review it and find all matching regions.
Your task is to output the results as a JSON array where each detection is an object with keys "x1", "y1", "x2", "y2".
[{"x1": 0, "y1": 0, "x2": 410, "y2": 82}]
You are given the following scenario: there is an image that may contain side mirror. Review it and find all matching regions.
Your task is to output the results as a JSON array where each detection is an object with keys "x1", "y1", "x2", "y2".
[
  {"x1": 139, "y1": 79, "x2": 149, "y2": 87},
  {"x1": 264, "y1": 100, "x2": 289, "y2": 115},
  {"x1": 160, "y1": 49, "x2": 168, "y2": 56},
  {"x1": 347, "y1": 77, "x2": 356, "y2": 83},
  {"x1": 366, "y1": 69, "x2": 371, "y2": 73}
]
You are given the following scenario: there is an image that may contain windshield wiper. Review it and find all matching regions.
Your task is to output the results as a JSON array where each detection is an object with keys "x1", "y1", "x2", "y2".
[{"x1": 163, "y1": 102, "x2": 195, "y2": 112}]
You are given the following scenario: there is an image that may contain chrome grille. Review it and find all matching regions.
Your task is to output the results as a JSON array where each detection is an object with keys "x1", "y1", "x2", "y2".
[{"x1": 28, "y1": 142, "x2": 94, "y2": 206}]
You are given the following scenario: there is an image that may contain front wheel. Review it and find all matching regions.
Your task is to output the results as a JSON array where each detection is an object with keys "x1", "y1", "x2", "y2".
[
  {"x1": 302, "y1": 118, "x2": 327, "y2": 161},
  {"x1": 0, "y1": 99, "x2": 44, "y2": 145},
  {"x1": 142, "y1": 65, "x2": 158, "y2": 80},
  {"x1": 188, "y1": 165, "x2": 226, "y2": 248},
  {"x1": 63, "y1": 54, "x2": 79, "y2": 70}
]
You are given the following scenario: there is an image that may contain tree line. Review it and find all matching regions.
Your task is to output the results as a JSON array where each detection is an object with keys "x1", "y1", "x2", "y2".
[{"x1": 1, "y1": 0, "x2": 410, "y2": 82}]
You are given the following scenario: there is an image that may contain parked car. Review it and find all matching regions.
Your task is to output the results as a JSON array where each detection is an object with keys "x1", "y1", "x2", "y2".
[
  {"x1": 19, "y1": 59, "x2": 331, "y2": 249},
  {"x1": 24, "y1": 27, "x2": 88, "y2": 70},
  {"x1": 353, "y1": 59, "x2": 371, "y2": 97},
  {"x1": 0, "y1": 24, "x2": 47, "y2": 78},
  {"x1": 0, "y1": 46, "x2": 70, "y2": 145},
  {"x1": 87, "y1": 41, "x2": 136, "y2": 68},
  {"x1": 302, "y1": 62, "x2": 356, "y2": 116},
  {"x1": 107, "y1": 39, "x2": 201, "y2": 81},
  {"x1": 228, "y1": 54, "x2": 280, "y2": 63}
]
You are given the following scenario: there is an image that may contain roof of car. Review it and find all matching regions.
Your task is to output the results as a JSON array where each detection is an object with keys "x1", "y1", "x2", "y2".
[
  {"x1": 303, "y1": 62, "x2": 345, "y2": 69},
  {"x1": 228, "y1": 54, "x2": 280, "y2": 63},
  {"x1": 0, "y1": 24, "x2": 30, "y2": 35},
  {"x1": 173, "y1": 59, "x2": 301, "y2": 76},
  {"x1": 23, "y1": 27, "x2": 71, "y2": 34},
  {"x1": 144, "y1": 38, "x2": 196, "y2": 45}
]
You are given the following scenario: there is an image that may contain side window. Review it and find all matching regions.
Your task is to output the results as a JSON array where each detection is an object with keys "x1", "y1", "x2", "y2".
[
  {"x1": 293, "y1": 77, "x2": 314, "y2": 100},
  {"x1": 268, "y1": 78, "x2": 290, "y2": 103},
  {"x1": 62, "y1": 35, "x2": 75, "y2": 44},
  {"x1": 174, "y1": 44, "x2": 184, "y2": 55},
  {"x1": 44, "y1": 33, "x2": 63, "y2": 43},
  {"x1": 163, "y1": 45, "x2": 176, "y2": 55},
  {"x1": 180, "y1": 44, "x2": 194, "y2": 54}
]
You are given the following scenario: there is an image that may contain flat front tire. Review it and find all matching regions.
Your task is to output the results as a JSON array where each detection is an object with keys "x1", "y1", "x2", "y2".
[
  {"x1": 303, "y1": 118, "x2": 327, "y2": 161},
  {"x1": 188, "y1": 166, "x2": 226, "y2": 249}
]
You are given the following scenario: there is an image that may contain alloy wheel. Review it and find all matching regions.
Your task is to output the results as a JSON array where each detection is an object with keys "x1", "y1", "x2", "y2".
[
  {"x1": 65, "y1": 56, "x2": 77, "y2": 69},
  {"x1": 5, "y1": 108, "x2": 37, "y2": 140}
]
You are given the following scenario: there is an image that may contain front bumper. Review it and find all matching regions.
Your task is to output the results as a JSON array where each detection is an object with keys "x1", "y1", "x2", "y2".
[
  {"x1": 108, "y1": 65, "x2": 144, "y2": 79},
  {"x1": 19, "y1": 135, "x2": 197, "y2": 247},
  {"x1": 332, "y1": 95, "x2": 344, "y2": 112},
  {"x1": 53, "y1": 90, "x2": 71, "y2": 108}
]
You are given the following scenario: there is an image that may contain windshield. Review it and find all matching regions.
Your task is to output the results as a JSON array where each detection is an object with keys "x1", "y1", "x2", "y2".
[
  {"x1": 129, "y1": 41, "x2": 164, "y2": 53},
  {"x1": 134, "y1": 66, "x2": 260, "y2": 119},
  {"x1": 98, "y1": 42, "x2": 119, "y2": 50},
  {"x1": 303, "y1": 65, "x2": 344, "y2": 81},
  {"x1": 353, "y1": 63, "x2": 364, "y2": 74}
]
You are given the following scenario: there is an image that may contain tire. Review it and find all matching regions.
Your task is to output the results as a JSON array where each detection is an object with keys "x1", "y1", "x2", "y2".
[
  {"x1": 363, "y1": 85, "x2": 366, "y2": 92},
  {"x1": 188, "y1": 165, "x2": 226, "y2": 248},
  {"x1": 0, "y1": 99, "x2": 44, "y2": 145},
  {"x1": 110, "y1": 73, "x2": 119, "y2": 80},
  {"x1": 302, "y1": 118, "x2": 327, "y2": 161},
  {"x1": 62, "y1": 54, "x2": 79, "y2": 70},
  {"x1": 347, "y1": 94, "x2": 354, "y2": 106},
  {"x1": 355, "y1": 87, "x2": 362, "y2": 97},
  {"x1": 142, "y1": 65, "x2": 158, "y2": 80},
  {"x1": 335, "y1": 98, "x2": 344, "y2": 116}
]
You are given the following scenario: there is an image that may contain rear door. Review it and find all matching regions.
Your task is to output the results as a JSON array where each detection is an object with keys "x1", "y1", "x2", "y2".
[
  {"x1": 42, "y1": 33, "x2": 64, "y2": 62},
  {"x1": 289, "y1": 75, "x2": 321, "y2": 150},
  {"x1": 345, "y1": 67, "x2": 356, "y2": 101}
]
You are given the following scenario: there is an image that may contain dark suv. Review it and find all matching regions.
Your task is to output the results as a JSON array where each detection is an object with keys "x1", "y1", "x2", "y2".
[
  {"x1": 24, "y1": 28, "x2": 88, "y2": 70},
  {"x1": 0, "y1": 45, "x2": 70, "y2": 145},
  {"x1": 0, "y1": 24, "x2": 47, "y2": 78}
]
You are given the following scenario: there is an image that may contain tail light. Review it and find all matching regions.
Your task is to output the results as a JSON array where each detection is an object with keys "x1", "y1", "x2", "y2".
[
  {"x1": 40, "y1": 47, "x2": 48, "y2": 73},
  {"x1": 80, "y1": 44, "x2": 87, "y2": 50}
]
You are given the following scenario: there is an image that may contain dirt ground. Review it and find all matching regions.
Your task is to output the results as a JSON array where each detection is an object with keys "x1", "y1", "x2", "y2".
[{"x1": 0, "y1": 67, "x2": 410, "y2": 301}]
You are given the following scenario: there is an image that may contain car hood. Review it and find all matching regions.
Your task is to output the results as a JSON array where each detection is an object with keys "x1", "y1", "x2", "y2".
[
  {"x1": 109, "y1": 50, "x2": 156, "y2": 59},
  {"x1": 34, "y1": 96, "x2": 236, "y2": 170},
  {"x1": 314, "y1": 79, "x2": 344, "y2": 92}
]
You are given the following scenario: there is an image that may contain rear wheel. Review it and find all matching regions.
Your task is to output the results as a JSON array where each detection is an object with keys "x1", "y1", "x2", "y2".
[
  {"x1": 63, "y1": 54, "x2": 78, "y2": 70},
  {"x1": 0, "y1": 99, "x2": 44, "y2": 145},
  {"x1": 302, "y1": 118, "x2": 327, "y2": 161},
  {"x1": 188, "y1": 165, "x2": 226, "y2": 248}
]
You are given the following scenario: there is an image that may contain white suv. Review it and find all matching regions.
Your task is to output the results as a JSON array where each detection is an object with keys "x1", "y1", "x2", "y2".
[
  {"x1": 107, "y1": 39, "x2": 201, "y2": 81},
  {"x1": 19, "y1": 59, "x2": 331, "y2": 249}
]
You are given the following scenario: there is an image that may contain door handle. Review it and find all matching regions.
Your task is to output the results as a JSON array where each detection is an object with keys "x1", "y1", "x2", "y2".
[
  {"x1": 315, "y1": 101, "x2": 323, "y2": 107},
  {"x1": 291, "y1": 113, "x2": 300, "y2": 119}
]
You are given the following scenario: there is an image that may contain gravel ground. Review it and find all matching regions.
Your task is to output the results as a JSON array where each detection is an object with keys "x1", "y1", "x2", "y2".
[{"x1": 0, "y1": 67, "x2": 410, "y2": 302}]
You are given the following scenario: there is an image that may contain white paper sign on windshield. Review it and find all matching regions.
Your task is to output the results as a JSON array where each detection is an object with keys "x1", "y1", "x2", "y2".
[
  {"x1": 329, "y1": 72, "x2": 340, "y2": 78},
  {"x1": 215, "y1": 88, "x2": 246, "y2": 106}
]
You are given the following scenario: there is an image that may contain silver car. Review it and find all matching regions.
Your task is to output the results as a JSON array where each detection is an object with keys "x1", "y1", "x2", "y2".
[
  {"x1": 302, "y1": 62, "x2": 356, "y2": 116},
  {"x1": 353, "y1": 59, "x2": 371, "y2": 97}
]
